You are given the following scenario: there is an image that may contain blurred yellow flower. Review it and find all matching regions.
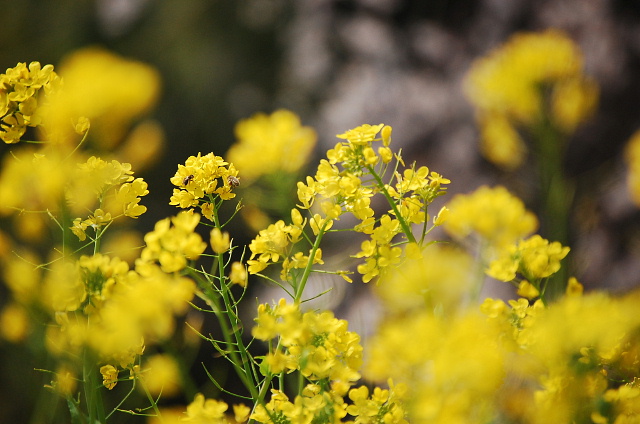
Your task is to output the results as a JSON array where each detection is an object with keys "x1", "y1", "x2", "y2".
[
  {"x1": 465, "y1": 29, "x2": 598, "y2": 169},
  {"x1": 226, "y1": 109, "x2": 316, "y2": 184},
  {"x1": 40, "y1": 47, "x2": 160, "y2": 148},
  {"x1": 443, "y1": 185, "x2": 538, "y2": 252},
  {"x1": 142, "y1": 354, "x2": 182, "y2": 398}
]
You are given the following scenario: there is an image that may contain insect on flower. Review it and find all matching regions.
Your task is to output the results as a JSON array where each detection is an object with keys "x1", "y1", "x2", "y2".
[
  {"x1": 227, "y1": 175, "x2": 240, "y2": 188},
  {"x1": 183, "y1": 174, "x2": 195, "y2": 186}
]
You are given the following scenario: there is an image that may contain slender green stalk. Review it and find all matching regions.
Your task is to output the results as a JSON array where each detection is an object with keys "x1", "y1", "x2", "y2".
[
  {"x1": 531, "y1": 114, "x2": 573, "y2": 301},
  {"x1": 366, "y1": 164, "x2": 417, "y2": 244},
  {"x1": 293, "y1": 220, "x2": 329, "y2": 303},
  {"x1": 83, "y1": 349, "x2": 105, "y2": 424}
]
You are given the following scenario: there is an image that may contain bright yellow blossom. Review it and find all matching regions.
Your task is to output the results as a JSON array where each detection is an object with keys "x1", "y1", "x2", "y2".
[
  {"x1": 226, "y1": 109, "x2": 317, "y2": 184},
  {"x1": 40, "y1": 47, "x2": 160, "y2": 148},
  {"x1": 210, "y1": 227, "x2": 231, "y2": 254},
  {"x1": 169, "y1": 152, "x2": 240, "y2": 215},
  {"x1": 465, "y1": 29, "x2": 598, "y2": 169},
  {"x1": 487, "y1": 234, "x2": 570, "y2": 283},
  {"x1": 443, "y1": 185, "x2": 538, "y2": 252},
  {"x1": 183, "y1": 393, "x2": 229, "y2": 424},
  {"x1": 140, "y1": 211, "x2": 207, "y2": 273},
  {"x1": 100, "y1": 364, "x2": 119, "y2": 390},
  {"x1": 0, "y1": 61, "x2": 61, "y2": 144}
]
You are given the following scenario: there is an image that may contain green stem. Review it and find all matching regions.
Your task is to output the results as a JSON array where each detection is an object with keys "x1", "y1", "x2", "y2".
[
  {"x1": 366, "y1": 164, "x2": 417, "y2": 244},
  {"x1": 532, "y1": 116, "x2": 573, "y2": 301},
  {"x1": 83, "y1": 349, "x2": 105, "y2": 424},
  {"x1": 200, "y1": 208, "x2": 259, "y2": 400},
  {"x1": 293, "y1": 220, "x2": 328, "y2": 303}
]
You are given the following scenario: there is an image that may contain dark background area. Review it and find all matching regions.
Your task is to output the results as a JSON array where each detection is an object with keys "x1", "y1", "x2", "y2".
[{"x1": 2, "y1": 0, "x2": 640, "y2": 422}]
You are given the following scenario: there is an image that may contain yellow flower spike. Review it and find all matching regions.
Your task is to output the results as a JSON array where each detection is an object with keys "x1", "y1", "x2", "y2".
[
  {"x1": 100, "y1": 364, "x2": 119, "y2": 390},
  {"x1": 210, "y1": 227, "x2": 230, "y2": 254},
  {"x1": 0, "y1": 61, "x2": 61, "y2": 144}
]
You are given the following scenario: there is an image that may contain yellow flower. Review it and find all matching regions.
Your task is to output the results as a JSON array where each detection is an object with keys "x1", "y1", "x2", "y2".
[
  {"x1": 226, "y1": 109, "x2": 317, "y2": 184},
  {"x1": 40, "y1": 47, "x2": 160, "y2": 148},
  {"x1": 443, "y1": 185, "x2": 538, "y2": 252},
  {"x1": 141, "y1": 354, "x2": 182, "y2": 397},
  {"x1": 169, "y1": 153, "x2": 239, "y2": 210},
  {"x1": 566, "y1": 276, "x2": 583, "y2": 297},
  {"x1": 0, "y1": 61, "x2": 60, "y2": 144},
  {"x1": 0, "y1": 303, "x2": 30, "y2": 342},
  {"x1": 478, "y1": 112, "x2": 526, "y2": 170},
  {"x1": 336, "y1": 123, "x2": 385, "y2": 146},
  {"x1": 100, "y1": 364, "x2": 119, "y2": 390},
  {"x1": 488, "y1": 235, "x2": 570, "y2": 283},
  {"x1": 229, "y1": 262, "x2": 248, "y2": 287},
  {"x1": 464, "y1": 29, "x2": 598, "y2": 169},
  {"x1": 377, "y1": 244, "x2": 475, "y2": 315},
  {"x1": 141, "y1": 211, "x2": 207, "y2": 273},
  {"x1": 233, "y1": 404, "x2": 251, "y2": 423},
  {"x1": 52, "y1": 366, "x2": 77, "y2": 396},
  {"x1": 210, "y1": 227, "x2": 231, "y2": 254},
  {"x1": 183, "y1": 393, "x2": 229, "y2": 423},
  {"x1": 517, "y1": 280, "x2": 540, "y2": 300}
]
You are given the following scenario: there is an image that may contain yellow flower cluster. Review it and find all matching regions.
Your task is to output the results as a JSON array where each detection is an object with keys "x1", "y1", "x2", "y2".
[
  {"x1": 443, "y1": 185, "x2": 538, "y2": 252},
  {"x1": 375, "y1": 244, "x2": 475, "y2": 315},
  {"x1": 366, "y1": 309, "x2": 508, "y2": 423},
  {"x1": 182, "y1": 393, "x2": 250, "y2": 423},
  {"x1": 42, "y1": 253, "x2": 195, "y2": 370},
  {"x1": 246, "y1": 123, "x2": 449, "y2": 285},
  {"x1": 482, "y1": 293, "x2": 640, "y2": 423},
  {"x1": 487, "y1": 234, "x2": 570, "y2": 288},
  {"x1": 69, "y1": 156, "x2": 149, "y2": 241},
  {"x1": 252, "y1": 299, "x2": 362, "y2": 383},
  {"x1": 140, "y1": 211, "x2": 207, "y2": 273},
  {"x1": 40, "y1": 47, "x2": 160, "y2": 147},
  {"x1": 226, "y1": 109, "x2": 317, "y2": 183},
  {"x1": 367, "y1": 283, "x2": 640, "y2": 423},
  {"x1": 465, "y1": 30, "x2": 598, "y2": 169},
  {"x1": 0, "y1": 61, "x2": 61, "y2": 143},
  {"x1": 247, "y1": 299, "x2": 408, "y2": 424},
  {"x1": 250, "y1": 386, "x2": 348, "y2": 424},
  {"x1": 247, "y1": 208, "x2": 322, "y2": 280},
  {"x1": 170, "y1": 152, "x2": 240, "y2": 220}
]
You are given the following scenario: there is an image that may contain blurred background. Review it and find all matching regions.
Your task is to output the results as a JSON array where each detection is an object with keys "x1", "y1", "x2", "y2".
[{"x1": 2, "y1": 0, "x2": 640, "y2": 422}]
